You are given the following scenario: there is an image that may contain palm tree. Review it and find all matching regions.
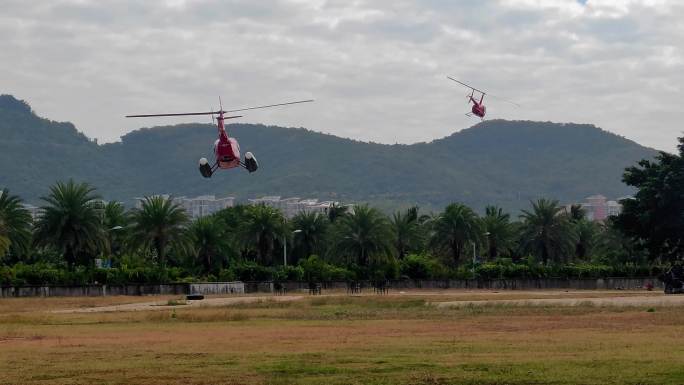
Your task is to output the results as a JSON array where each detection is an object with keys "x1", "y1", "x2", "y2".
[
  {"x1": 482, "y1": 206, "x2": 514, "y2": 260},
  {"x1": 189, "y1": 215, "x2": 230, "y2": 274},
  {"x1": 519, "y1": 199, "x2": 578, "y2": 264},
  {"x1": 34, "y1": 181, "x2": 105, "y2": 268},
  {"x1": 0, "y1": 189, "x2": 32, "y2": 259},
  {"x1": 103, "y1": 201, "x2": 127, "y2": 256},
  {"x1": 596, "y1": 218, "x2": 645, "y2": 264},
  {"x1": 431, "y1": 203, "x2": 483, "y2": 265},
  {"x1": 333, "y1": 204, "x2": 392, "y2": 266},
  {"x1": 240, "y1": 204, "x2": 287, "y2": 265},
  {"x1": 214, "y1": 205, "x2": 252, "y2": 259},
  {"x1": 569, "y1": 204, "x2": 586, "y2": 222},
  {"x1": 291, "y1": 211, "x2": 329, "y2": 263},
  {"x1": 390, "y1": 208, "x2": 423, "y2": 259},
  {"x1": 574, "y1": 219, "x2": 600, "y2": 260},
  {"x1": 129, "y1": 196, "x2": 189, "y2": 267}
]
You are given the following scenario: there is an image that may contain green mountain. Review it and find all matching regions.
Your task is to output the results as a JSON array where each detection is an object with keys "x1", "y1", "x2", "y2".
[{"x1": 0, "y1": 94, "x2": 657, "y2": 213}]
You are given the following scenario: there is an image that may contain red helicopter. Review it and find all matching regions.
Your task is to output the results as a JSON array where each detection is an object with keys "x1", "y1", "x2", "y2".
[
  {"x1": 447, "y1": 76, "x2": 519, "y2": 120},
  {"x1": 126, "y1": 98, "x2": 313, "y2": 178}
]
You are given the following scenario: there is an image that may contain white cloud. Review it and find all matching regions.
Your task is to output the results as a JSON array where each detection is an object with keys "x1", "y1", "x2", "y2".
[{"x1": 0, "y1": 0, "x2": 682, "y2": 151}]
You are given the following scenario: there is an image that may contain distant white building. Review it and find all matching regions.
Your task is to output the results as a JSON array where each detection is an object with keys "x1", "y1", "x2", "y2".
[
  {"x1": 567, "y1": 194, "x2": 623, "y2": 222},
  {"x1": 134, "y1": 194, "x2": 178, "y2": 209},
  {"x1": 134, "y1": 194, "x2": 235, "y2": 219},
  {"x1": 180, "y1": 195, "x2": 235, "y2": 219},
  {"x1": 248, "y1": 196, "x2": 341, "y2": 218}
]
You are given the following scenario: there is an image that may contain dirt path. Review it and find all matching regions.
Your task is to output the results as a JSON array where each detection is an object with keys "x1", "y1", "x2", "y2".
[
  {"x1": 52, "y1": 295, "x2": 303, "y2": 313},
  {"x1": 433, "y1": 294, "x2": 684, "y2": 308}
]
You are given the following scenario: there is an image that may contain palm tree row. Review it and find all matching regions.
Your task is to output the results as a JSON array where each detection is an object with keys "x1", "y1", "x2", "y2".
[{"x1": 0, "y1": 180, "x2": 637, "y2": 275}]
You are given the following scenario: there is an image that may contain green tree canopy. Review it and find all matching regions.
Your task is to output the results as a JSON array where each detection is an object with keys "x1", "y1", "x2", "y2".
[
  {"x1": 333, "y1": 204, "x2": 392, "y2": 266},
  {"x1": 390, "y1": 207, "x2": 424, "y2": 259},
  {"x1": 128, "y1": 196, "x2": 190, "y2": 266},
  {"x1": 615, "y1": 137, "x2": 684, "y2": 261},
  {"x1": 189, "y1": 215, "x2": 231, "y2": 274},
  {"x1": 240, "y1": 204, "x2": 287, "y2": 265},
  {"x1": 291, "y1": 211, "x2": 329, "y2": 264},
  {"x1": 34, "y1": 181, "x2": 105, "y2": 268},
  {"x1": 430, "y1": 203, "x2": 483, "y2": 265},
  {"x1": 519, "y1": 199, "x2": 578, "y2": 264},
  {"x1": 103, "y1": 201, "x2": 128, "y2": 257},
  {"x1": 482, "y1": 205, "x2": 514, "y2": 260},
  {"x1": 0, "y1": 189, "x2": 32, "y2": 260}
]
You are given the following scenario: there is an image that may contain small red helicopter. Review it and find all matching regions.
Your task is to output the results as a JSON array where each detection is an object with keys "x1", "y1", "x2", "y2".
[
  {"x1": 126, "y1": 98, "x2": 313, "y2": 178},
  {"x1": 447, "y1": 76, "x2": 519, "y2": 120}
]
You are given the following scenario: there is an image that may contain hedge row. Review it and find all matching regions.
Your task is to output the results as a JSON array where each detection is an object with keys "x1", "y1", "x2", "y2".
[{"x1": 0, "y1": 258, "x2": 666, "y2": 286}]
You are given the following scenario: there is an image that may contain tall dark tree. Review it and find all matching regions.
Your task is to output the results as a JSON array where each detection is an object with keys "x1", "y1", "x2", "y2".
[
  {"x1": 390, "y1": 208, "x2": 423, "y2": 259},
  {"x1": 574, "y1": 219, "x2": 600, "y2": 260},
  {"x1": 519, "y1": 199, "x2": 577, "y2": 264},
  {"x1": 34, "y1": 181, "x2": 105, "y2": 268},
  {"x1": 327, "y1": 202, "x2": 348, "y2": 223},
  {"x1": 0, "y1": 189, "x2": 32, "y2": 260},
  {"x1": 333, "y1": 204, "x2": 392, "y2": 266},
  {"x1": 189, "y1": 216, "x2": 231, "y2": 274},
  {"x1": 615, "y1": 137, "x2": 684, "y2": 261},
  {"x1": 103, "y1": 201, "x2": 128, "y2": 257},
  {"x1": 482, "y1": 206, "x2": 514, "y2": 260},
  {"x1": 569, "y1": 204, "x2": 586, "y2": 222},
  {"x1": 430, "y1": 203, "x2": 483, "y2": 265},
  {"x1": 240, "y1": 204, "x2": 287, "y2": 265},
  {"x1": 596, "y1": 218, "x2": 645, "y2": 264},
  {"x1": 291, "y1": 211, "x2": 329, "y2": 264},
  {"x1": 129, "y1": 196, "x2": 189, "y2": 266},
  {"x1": 214, "y1": 205, "x2": 252, "y2": 258}
]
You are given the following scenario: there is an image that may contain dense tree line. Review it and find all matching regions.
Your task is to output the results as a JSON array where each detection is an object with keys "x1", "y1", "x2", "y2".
[{"x1": 0, "y1": 187, "x2": 663, "y2": 286}]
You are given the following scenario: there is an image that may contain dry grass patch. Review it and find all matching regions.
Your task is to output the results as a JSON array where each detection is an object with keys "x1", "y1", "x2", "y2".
[{"x1": 0, "y1": 291, "x2": 683, "y2": 384}]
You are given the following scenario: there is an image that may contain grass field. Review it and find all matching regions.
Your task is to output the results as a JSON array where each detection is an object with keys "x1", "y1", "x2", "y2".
[{"x1": 1, "y1": 290, "x2": 684, "y2": 385}]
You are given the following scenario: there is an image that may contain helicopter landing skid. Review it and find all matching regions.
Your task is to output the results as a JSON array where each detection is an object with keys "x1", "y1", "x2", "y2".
[
  {"x1": 239, "y1": 160, "x2": 258, "y2": 173},
  {"x1": 199, "y1": 161, "x2": 218, "y2": 178},
  {"x1": 465, "y1": 112, "x2": 484, "y2": 121}
]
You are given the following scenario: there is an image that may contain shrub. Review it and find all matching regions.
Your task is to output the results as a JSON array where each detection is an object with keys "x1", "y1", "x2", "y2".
[
  {"x1": 400, "y1": 254, "x2": 450, "y2": 280},
  {"x1": 274, "y1": 265, "x2": 304, "y2": 281},
  {"x1": 299, "y1": 255, "x2": 353, "y2": 282},
  {"x1": 217, "y1": 268, "x2": 237, "y2": 282},
  {"x1": 229, "y1": 261, "x2": 275, "y2": 281}
]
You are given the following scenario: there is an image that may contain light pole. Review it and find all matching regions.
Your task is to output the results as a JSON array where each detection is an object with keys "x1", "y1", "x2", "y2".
[
  {"x1": 284, "y1": 229, "x2": 302, "y2": 267},
  {"x1": 472, "y1": 232, "x2": 491, "y2": 274}
]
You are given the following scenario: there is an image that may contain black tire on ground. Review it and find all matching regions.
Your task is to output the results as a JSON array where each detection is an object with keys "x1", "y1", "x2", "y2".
[{"x1": 186, "y1": 294, "x2": 205, "y2": 300}]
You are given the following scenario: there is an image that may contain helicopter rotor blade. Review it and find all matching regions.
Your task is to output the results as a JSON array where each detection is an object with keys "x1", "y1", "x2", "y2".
[
  {"x1": 222, "y1": 99, "x2": 314, "y2": 113},
  {"x1": 125, "y1": 111, "x2": 219, "y2": 118},
  {"x1": 487, "y1": 94, "x2": 521, "y2": 107},
  {"x1": 447, "y1": 76, "x2": 486, "y2": 95},
  {"x1": 447, "y1": 76, "x2": 520, "y2": 107}
]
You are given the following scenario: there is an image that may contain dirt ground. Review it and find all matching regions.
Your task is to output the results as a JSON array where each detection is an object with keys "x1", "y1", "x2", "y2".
[
  {"x1": 48, "y1": 288, "x2": 676, "y2": 313},
  {"x1": 2, "y1": 289, "x2": 684, "y2": 384},
  {"x1": 431, "y1": 290, "x2": 684, "y2": 307},
  {"x1": 51, "y1": 294, "x2": 304, "y2": 313}
]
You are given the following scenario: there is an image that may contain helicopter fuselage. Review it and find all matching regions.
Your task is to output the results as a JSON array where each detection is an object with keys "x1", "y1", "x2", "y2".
[
  {"x1": 469, "y1": 95, "x2": 486, "y2": 118},
  {"x1": 213, "y1": 116, "x2": 241, "y2": 169}
]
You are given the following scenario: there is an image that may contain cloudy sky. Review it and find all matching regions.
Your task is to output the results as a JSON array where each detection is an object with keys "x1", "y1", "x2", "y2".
[{"x1": 1, "y1": 0, "x2": 682, "y2": 151}]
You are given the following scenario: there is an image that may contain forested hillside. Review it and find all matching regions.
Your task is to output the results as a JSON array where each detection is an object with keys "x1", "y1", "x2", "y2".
[{"x1": 0, "y1": 95, "x2": 656, "y2": 212}]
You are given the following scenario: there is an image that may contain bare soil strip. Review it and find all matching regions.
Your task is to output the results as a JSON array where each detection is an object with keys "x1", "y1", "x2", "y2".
[
  {"x1": 52, "y1": 295, "x2": 303, "y2": 313},
  {"x1": 434, "y1": 294, "x2": 684, "y2": 307}
]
